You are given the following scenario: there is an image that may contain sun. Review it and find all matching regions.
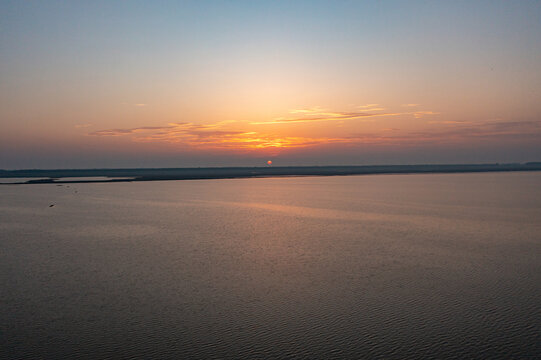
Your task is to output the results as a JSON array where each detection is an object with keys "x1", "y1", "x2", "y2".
[{"x1": 267, "y1": 160, "x2": 272, "y2": 166}]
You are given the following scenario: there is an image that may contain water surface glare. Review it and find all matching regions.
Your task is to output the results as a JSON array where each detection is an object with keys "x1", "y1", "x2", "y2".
[{"x1": 1, "y1": 173, "x2": 540, "y2": 359}]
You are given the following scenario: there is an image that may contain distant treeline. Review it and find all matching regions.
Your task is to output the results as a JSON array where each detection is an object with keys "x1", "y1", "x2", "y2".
[{"x1": 1, "y1": 163, "x2": 541, "y2": 184}]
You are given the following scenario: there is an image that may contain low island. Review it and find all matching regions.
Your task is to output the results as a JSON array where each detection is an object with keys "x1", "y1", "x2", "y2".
[{"x1": 1, "y1": 162, "x2": 541, "y2": 184}]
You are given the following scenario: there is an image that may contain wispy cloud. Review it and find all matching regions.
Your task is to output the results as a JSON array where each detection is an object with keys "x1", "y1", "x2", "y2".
[
  {"x1": 357, "y1": 104, "x2": 381, "y2": 109},
  {"x1": 87, "y1": 105, "x2": 441, "y2": 150},
  {"x1": 394, "y1": 120, "x2": 541, "y2": 144},
  {"x1": 413, "y1": 111, "x2": 439, "y2": 118},
  {"x1": 251, "y1": 106, "x2": 438, "y2": 125},
  {"x1": 88, "y1": 118, "x2": 540, "y2": 151},
  {"x1": 251, "y1": 107, "x2": 407, "y2": 125},
  {"x1": 89, "y1": 124, "x2": 178, "y2": 136},
  {"x1": 251, "y1": 112, "x2": 403, "y2": 125},
  {"x1": 75, "y1": 123, "x2": 93, "y2": 128},
  {"x1": 427, "y1": 120, "x2": 470, "y2": 125},
  {"x1": 120, "y1": 102, "x2": 149, "y2": 107},
  {"x1": 89, "y1": 121, "x2": 359, "y2": 150},
  {"x1": 95, "y1": 105, "x2": 541, "y2": 153},
  {"x1": 402, "y1": 103, "x2": 420, "y2": 107}
]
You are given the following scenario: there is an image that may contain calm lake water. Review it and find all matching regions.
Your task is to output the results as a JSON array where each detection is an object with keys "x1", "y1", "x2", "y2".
[{"x1": 1, "y1": 172, "x2": 540, "y2": 359}]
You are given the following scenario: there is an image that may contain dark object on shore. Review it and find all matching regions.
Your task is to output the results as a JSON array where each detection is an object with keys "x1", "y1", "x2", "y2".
[{"x1": 49, "y1": 204, "x2": 55, "y2": 207}]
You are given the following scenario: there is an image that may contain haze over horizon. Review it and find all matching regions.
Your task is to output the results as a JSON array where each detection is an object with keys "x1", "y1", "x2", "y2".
[{"x1": 1, "y1": 1, "x2": 540, "y2": 169}]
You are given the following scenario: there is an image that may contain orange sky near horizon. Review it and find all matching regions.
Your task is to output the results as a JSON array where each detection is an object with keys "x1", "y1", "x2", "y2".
[{"x1": 1, "y1": 1, "x2": 540, "y2": 168}]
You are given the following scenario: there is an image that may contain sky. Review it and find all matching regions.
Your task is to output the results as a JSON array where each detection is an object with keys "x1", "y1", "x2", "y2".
[{"x1": 1, "y1": 0, "x2": 540, "y2": 169}]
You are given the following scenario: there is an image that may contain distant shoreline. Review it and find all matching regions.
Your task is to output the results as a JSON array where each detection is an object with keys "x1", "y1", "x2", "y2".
[{"x1": 1, "y1": 163, "x2": 541, "y2": 184}]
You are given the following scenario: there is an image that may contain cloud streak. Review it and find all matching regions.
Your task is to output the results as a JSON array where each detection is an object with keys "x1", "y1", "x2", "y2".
[
  {"x1": 120, "y1": 102, "x2": 149, "y2": 107},
  {"x1": 89, "y1": 121, "x2": 363, "y2": 150},
  {"x1": 90, "y1": 125, "x2": 178, "y2": 136},
  {"x1": 251, "y1": 111, "x2": 404, "y2": 125},
  {"x1": 88, "y1": 118, "x2": 540, "y2": 153},
  {"x1": 251, "y1": 106, "x2": 439, "y2": 125},
  {"x1": 87, "y1": 106, "x2": 540, "y2": 152}
]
